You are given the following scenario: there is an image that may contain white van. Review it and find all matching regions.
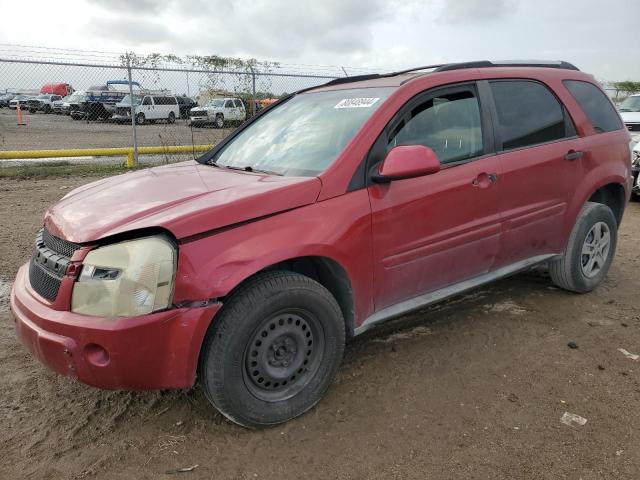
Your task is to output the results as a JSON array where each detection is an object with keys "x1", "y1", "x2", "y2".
[{"x1": 113, "y1": 94, "x2": 180, "y2": 124}]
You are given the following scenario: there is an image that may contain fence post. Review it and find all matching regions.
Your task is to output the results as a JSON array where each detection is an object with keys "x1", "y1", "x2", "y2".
[
  {"x1": 126, "y1": 52, "x2": 139, "y2": 168},
  {"x1": 249, "y1": 64, "x2": 256, "y2": 116}
]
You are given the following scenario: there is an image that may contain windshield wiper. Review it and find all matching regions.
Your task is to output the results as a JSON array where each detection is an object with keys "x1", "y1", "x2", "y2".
[{"x1": 221, "y1": 165, "x2": 283, "y2": 176}]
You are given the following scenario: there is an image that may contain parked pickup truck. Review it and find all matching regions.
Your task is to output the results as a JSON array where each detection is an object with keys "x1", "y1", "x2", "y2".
[
  {"x1": 9, "y1": 95, "x2": 33, "y2": 109},
  {"x1": 75, "y1": 81, "x2": 144, "y2": 121},
  {"x1": 189, "y1": 97, "x2": 246, "y2": 127},
  {"x1": 27, "y1": 94, "x2": 63, "y2": 113}
]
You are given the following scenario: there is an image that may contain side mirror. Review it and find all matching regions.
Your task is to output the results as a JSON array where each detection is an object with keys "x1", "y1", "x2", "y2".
[{"x1": 373, "y1": 145, "x2": 441, "y2": 183}]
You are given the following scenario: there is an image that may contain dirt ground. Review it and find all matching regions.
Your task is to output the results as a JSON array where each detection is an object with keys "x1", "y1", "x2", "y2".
[
  {"x1": 0, "y1": 174, "x2": 639, "y2": 479},
  {"x1": 0, "y1": 109, "x2": 232, "y2": 151}
]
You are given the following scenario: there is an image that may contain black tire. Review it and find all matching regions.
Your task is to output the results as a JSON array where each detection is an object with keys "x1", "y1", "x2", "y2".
[
  {"x1": 167, "y1": 112, "x2": 175, "y2": 124},
  {"x1": 136, "y1": 113, "x2": 145, "y2": 125},
  {"x1": 200, "y1": 271, "x2": 345, "y2": 428},
  {"x1": 214, "y1": 114, "x2": 224, "y2": 128},
  {"x1": 44, "y1": 105, "x2": 52, "y2": 114},
  {"x1": 549, "y1": 202, "x2": 617, "y2": 293},
  {"x1": 29, "y1": 108, "x2": 37, "y2": 114}
]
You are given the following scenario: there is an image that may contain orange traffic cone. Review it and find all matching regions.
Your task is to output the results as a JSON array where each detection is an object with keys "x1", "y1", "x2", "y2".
[{"x1": 16, "y1": 104, "x2": 26, "y2": 126}]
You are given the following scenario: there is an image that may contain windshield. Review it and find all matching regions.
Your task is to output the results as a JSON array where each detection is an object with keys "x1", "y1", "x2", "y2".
[
  {"x1": 206, "y1": 99, "x2": 225, "y2": 107},
  {"x1": 119, "y1": 94, "x2": 143, "y2": 106},
  {"x1": 213, "y1": 87, "x2": 393, "y2": 176},
  {"x1": 37, "y1": 94, "x2": 50, "y2": 99},
  {"x1": 619, "y1": 96, "x2": 640, "y2": 112}
]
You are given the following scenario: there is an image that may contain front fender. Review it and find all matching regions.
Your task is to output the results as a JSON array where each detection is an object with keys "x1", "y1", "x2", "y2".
[{"x1": 173, "y1": 189, "x2": 374, "y2": 325}]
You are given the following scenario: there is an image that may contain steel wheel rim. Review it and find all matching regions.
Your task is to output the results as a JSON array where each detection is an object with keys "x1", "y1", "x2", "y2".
[
  {"x1": 581, "y1": 221, "x2": 611, "y2": 278},
  {"x1": 243, "y1": 309, "x2": 325, "y2": 402}
]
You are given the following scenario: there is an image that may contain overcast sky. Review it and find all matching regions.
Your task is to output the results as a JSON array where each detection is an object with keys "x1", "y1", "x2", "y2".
[{"x1": 0, "y1": 0, "x2": 638, "y2": 80}]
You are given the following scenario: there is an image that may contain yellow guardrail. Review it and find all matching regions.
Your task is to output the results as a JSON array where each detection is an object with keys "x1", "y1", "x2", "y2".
[{"x1": 0, "y1": 144, "x2": 213, "y2": 167}]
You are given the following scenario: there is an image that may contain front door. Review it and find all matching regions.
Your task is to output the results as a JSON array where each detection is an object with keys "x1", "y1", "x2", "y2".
[
  {"x1": 368, "y1": 83, "x2": 503, "y2": 310},
  {"x1": 225, "y1": 99, "x2": 239, "y2": 121}
]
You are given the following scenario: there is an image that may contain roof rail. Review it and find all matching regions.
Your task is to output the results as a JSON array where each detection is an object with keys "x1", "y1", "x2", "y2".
[
  {"x1": 298, "y1": 60, "x2": 579, "y2": 94},
  {"x1": 433, "y1": 60, "x2": 579, "y2": 72}
]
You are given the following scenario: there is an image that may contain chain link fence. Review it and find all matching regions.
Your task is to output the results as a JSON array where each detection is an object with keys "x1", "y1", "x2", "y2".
[{"x1": 0, "y1": 46, "x2": 378, "y2": 167}]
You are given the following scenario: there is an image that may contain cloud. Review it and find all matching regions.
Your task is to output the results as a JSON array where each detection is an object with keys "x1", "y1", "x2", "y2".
[
  {"x1": 87, "y1": 0, "x2": 174, "y2": 14},
  {"x1": 86, "y1": 17, "x2": 174, "y2": 45},
  {"x1": 437, "y1": 0, "x2": 519, "y2": 24},
  {"x1": 82, "y1": 0, "x2": 393, "y2": 59}
]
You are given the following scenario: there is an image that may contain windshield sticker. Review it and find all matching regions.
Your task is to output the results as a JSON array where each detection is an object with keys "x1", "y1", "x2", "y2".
[{"x1": 334, "y1": 97, "x2": 380, "y2": 109}]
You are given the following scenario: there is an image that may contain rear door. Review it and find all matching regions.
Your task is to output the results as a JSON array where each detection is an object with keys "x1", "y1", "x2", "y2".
[
  {"x1": 234, "y1": 99, "x2": 246, "y2": 121},
  {"x1": 225, "y1": 99, "x2": 238, "y2": 120},
  {"x1": 368, "y1": 83, "x2": 503, "y2": 310},
  {"x1": 483, "y1": 79, "x2": 582, "y2": 266}
]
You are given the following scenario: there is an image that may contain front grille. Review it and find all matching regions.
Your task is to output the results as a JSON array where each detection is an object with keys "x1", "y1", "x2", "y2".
[
  {"x1": 29, "y1": 258, "x2": 62, "y2": 301},
  {"x1": 626, "y1": 123, "x2": 640, "y2": 132},
  {"x1": 43, "y1": 228, "x2": 81, "y2": 258},
  {"x1": 29, "y1": 228, "x2": 79, "y2": 301},
  {"x1": 191, "y1": 110, "x2": 207, "y2": 117}
]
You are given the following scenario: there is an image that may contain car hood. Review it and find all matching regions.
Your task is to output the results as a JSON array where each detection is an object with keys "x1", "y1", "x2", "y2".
[{"x1": 44, "y1": 160, "x2": 322, "y2": 243}]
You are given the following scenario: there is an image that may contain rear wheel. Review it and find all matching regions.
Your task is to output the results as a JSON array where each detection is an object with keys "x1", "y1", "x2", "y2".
[
  {"x1": 549, "y1": 202, "x2": 617, "y2": 293},
  {"x1": 200, "y1": 271, "x2": 345, "y2": 428}
]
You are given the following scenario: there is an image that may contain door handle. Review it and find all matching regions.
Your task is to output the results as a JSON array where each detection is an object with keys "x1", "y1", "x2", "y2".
[
  {"x1": 472, "y1": 172, "x2": 498, "y2": 187},
  {"x1": 565, "y1": 150, "x2": 583, "y2": 161}
]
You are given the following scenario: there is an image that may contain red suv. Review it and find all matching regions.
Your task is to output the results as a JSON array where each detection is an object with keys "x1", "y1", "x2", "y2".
[{"x1": 11, "y1": 61, "x2": 633, "y2": 427}]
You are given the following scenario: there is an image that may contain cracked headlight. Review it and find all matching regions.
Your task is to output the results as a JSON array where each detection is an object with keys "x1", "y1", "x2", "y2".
[{"x1": 71, "y1": 236, "x2": 176, "y2": 317}]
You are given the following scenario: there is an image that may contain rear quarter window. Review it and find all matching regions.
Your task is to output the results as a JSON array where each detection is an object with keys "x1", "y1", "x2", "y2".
[{"x1": 563, "y1": 80, "x2": 623, "y2": 133}]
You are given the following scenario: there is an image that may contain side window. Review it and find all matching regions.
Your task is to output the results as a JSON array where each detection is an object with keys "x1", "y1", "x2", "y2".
[
  {"x1": 388, "y1": 90, "x2": 484, "y2": 165},
  {"x1": 225, "y1": 100, "x2": 234, "y2": 108},
  {"x1": 142, "y1": 96, "x2": 152, "y2": 106},
  {"x1": 490, "y1": 80, "x2": 569, "y2": 150},
  {"x1": 234, "y1": 99, "x2": 243, "y2": 108},
  {"x1": 563, "y1": 80, "x2": 623, "y2": 133}
]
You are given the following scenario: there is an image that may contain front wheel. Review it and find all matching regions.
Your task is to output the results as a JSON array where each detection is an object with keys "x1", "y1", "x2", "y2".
[
  {"x1": 214, "y1": 114, "x2": 224, "y2": 128},
  {"x1": 135, "y1": 113, "x2": 145, "y2": 125},
  {"x1": 199, "y1": 271, "x2": 345, "y2": 428},
  {"x1": 549, "y1": 202, "x2": 618, "y2": 293},
  {"x1": 167, "y1": 112, "x2": 175, "y2": 124}
]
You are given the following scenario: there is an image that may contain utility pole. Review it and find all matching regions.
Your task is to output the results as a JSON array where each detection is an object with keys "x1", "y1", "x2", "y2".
[
  {"x1": 126, "y1": 52, "x2": 139, "y2": 168},
  {"x1": 249, "y1": 64, "x2": 256, "y2": 117}
]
